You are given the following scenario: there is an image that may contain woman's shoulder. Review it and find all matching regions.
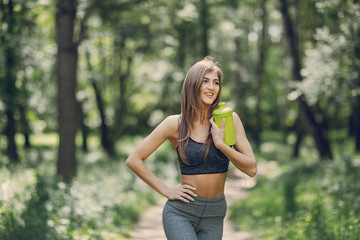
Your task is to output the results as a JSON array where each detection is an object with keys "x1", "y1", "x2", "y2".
[
  {"x1": 162, "y1": 114, "x2": 181, "y2": 129},
  {"x1": 232, "y1": 111, "x2": 242, "y2": 121},
  {"x1": 160, "y1": 114, "x2": 180, "y2": 142},
  {"x1": 231, "y1": 111, "x2": 238, "y2": 117},
  {"x1": 165, "y1": 114, "x2": 181, "y2": 121},
  {"x1": 232, "y1": 111, "x2": 246, "y2": 132}
]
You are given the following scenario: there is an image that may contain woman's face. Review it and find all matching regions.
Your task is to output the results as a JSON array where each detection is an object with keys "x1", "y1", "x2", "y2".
[{"x1": 199, "y1": 71, "x2": 220, "y2": 106}]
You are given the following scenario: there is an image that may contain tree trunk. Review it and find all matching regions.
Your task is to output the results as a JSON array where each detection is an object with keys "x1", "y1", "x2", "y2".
[
  {"x1": 19, "y1": 103, "x2": 31, "y2": 148},
  {"x1": 84, "y1": 49, "x2": 113, "y2": 154},
  {"x1": 113, "y1": 55, "x2": 133, "y2": 141},
  {"x1": 298, "y1": 98, "x2": 332, "y2": 159},
  {"x1": 2, "y1": 0, "x2": 19, "y2": 163},
  {"x1": 279, "y1": 0, "x2": 333, "y2": 159},
  {"x1": 175, "y1": 22, "x2": 186, "y2": 68},
  {"x1": 352, "y1": 13, "x2": 360, "y2": 152},
  {"x1": 77, "y1": 100, "x2": 88, "y2": 152},
  {"x1": 293, "y1": 114, "x2": 304, "y2": 157},
  {"x1": 5, "y1": 103, "x2": 18, "y2": 163},
  {"x1": 254, "y1": 0, "x2": 268, "y2": 147},
  {"x1": 234, "y1": 37, "x2": 246, "y2": 116},
  {"x1": 91, "y1": 79, "x2": 113, "y2": 155},
  {"x1": 353, "y1": 95, "x2": 360, "y2": 151},
  {"x1": 56, "y1": 0, "x2": 78, "y2": 180},
  {"x1": 199, "y1": 0, "x2": 209, "y2": 56}
]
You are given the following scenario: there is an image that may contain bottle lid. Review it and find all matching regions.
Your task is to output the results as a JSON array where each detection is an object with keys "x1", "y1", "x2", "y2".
[
  {"x1": 218, "y1": 102, "x2": 226, "y2": 108},
  {"x1": 213, "y1": 102, "x2": 233, "y2": 117}
]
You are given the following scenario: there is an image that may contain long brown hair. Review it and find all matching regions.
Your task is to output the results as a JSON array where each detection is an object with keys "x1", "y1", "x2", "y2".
[{"x1": 178, "y1": 56, "x2": 223, "y2": 164}]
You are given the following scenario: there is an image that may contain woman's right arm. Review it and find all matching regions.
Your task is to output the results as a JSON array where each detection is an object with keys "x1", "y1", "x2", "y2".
[{"x1": 126, "y1": 115, "x2": 196, "y2": 203}]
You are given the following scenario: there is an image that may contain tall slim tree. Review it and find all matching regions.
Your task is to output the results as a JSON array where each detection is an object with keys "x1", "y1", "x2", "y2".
[
  {"x1": 85, "y1": 47, "x2": 113, "y2": 155},
  {"x1": 1, "y1": 0, "x2": 19, "y2": 163},
  {"x1": 351, "y1": 0, "x2": 360, "y2": 151},
  {"x1": 56, "y1": 0, "x2": 78, "y2": 180},
  {"x1": 279, "y1": 0, "x2": 333, "y2": 159},
  {"x1": 55, "y1": 0, "x2": 95, "y2": 179},
  {"x1": 253, "y1": 0, "x2": 268, "y2": 146},
  {"x1": 199, "y1": 0, "x2": 209, "y2": 57}
]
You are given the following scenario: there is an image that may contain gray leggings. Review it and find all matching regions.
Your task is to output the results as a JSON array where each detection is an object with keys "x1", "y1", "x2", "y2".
[{"x1": 162, "y1": 195, "x2": 227, "y2": 240}]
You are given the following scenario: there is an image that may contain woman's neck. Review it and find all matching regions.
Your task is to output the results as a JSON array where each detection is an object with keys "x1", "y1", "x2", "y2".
[
  {"x1": 191, "y1": 118, "x2": 211, "y2": 142},
  {"x1": 196, "y1": 106, "x2": 211, "y2": 124}
]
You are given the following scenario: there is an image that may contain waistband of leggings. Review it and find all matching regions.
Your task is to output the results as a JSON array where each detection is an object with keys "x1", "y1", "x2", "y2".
[{"x1": 193, "y1": 194, "x2": 225, "y2": 203}]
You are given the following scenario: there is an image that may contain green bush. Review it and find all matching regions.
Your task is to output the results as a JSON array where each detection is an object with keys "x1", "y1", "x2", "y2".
[
  {"x1": 229, "y1": 141, "x2": 360, "y2": 240},
  {"x1": 0, "y1": 169, "x2": 62, "y2": 240},
  {"x1": 0, "y1": 137, "x2": 174, "y2": 240}
]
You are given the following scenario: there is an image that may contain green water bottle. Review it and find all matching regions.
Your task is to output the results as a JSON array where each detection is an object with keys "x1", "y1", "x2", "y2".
[{"x1": 213, "y1": 102, "x2": 236, "y2": 146}]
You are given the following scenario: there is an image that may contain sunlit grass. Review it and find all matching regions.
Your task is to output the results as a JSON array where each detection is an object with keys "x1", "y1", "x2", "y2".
[
  {"x1": 4, "y1": 131, "x2": 359, "y2": 239},
  {"x1": 14, "y1": 132, "x2": 108, "y2": 149},
  {"x1": 229, "y1": 137, "x2": 360, "y2": 239},
  {"x1": 0, "y1": 135, "x2": 177, "y2": 239},
  {"x1": 15, "y1": 133, "x2": 59, "y2": 147}
]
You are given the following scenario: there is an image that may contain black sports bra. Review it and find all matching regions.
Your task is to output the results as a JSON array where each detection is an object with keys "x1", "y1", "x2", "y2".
[{"x1": 176, "y1": 138, "x2": 230, "y2": 175}]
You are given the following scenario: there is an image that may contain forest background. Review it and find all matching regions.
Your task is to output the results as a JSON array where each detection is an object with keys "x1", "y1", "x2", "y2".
[{"x1": 0, "y1": 0, "x2": 359, "y2": 239}]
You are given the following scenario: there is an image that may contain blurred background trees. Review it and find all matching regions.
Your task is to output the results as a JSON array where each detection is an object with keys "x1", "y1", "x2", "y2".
[
  {"x1": 1, "y1": 0, "x2": 359, "y2": 239},
  {"x1": 0, "y1": 0, "x2": 359, "y2": 177}
]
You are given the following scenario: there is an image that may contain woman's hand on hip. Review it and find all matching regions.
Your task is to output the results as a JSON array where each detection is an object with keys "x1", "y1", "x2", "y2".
[{"x1": 166, "y1": 184, "x2": 197, "y2": 203}]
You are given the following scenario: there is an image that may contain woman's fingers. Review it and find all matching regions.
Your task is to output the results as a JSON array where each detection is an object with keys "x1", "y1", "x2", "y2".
[
  {"x1": 179, "y1": 185, "x2": 197, "y2": 202},
  {"x1": 209, "y1": 117, "x2": 226, "y2": 130},
  {"x1": 209, "y1": 117, "x2": 217, "y2": 128},
  {"x1": 210, "y1": 117, "x2": 225, "y2": 130},
  {"x1": 209, "y1": 117, "x2": 214, "y2": 124},
  {"x1": 168, "y1": 184, "x2": 197, "y2": 203},
  {"x1": 182, "y1": 184, "x2": 197, "y2": 193},
  {"x1": 179, "y1": 194, "x2": 194, "y2": 203},
  {"x1": 221, "y1": 118, "x2": 226, "y2": 129},
  {"x1": 210, "y1": 117, "x2": 225, "y2": 147}
]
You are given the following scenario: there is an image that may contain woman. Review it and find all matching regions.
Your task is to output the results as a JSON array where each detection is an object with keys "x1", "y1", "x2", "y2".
[{"x1": 126, "y1": 56, "x2": 256, "y2": 240}]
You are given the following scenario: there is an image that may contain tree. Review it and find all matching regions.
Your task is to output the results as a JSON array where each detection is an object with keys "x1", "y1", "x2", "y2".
[
  {"x1": 352, "y1": 37, "x2": 360, "y2": 152},
  {"x1": 349, "y1": 0, "x2": 360, "y2": 152},
  {"x1": 55, "y1": 0, "x2": 79, "y2": 180},
  {"x1": 1, "y1": 0, "x2": 59, "y2": 165},
  {"x1": 79, "y1": 0, "x2": 151, "y2": 155},
  {"x1": 1, "y1": 0, "x2": 37, "y2": 163},
  {"x1": 199, "y1": 0, "x2": 209, "y2": 56},
  {"x1": 56, "y1": 0, "x2": 95, "y2": 179},
  {"x1": 0, "y1": 0, "x2": 19, "y2": 164},
  {"x1": 279, "y1": 0, "x2": 333, "y2": 159},
  {"x1": 253, "y1": 0, "x2": 269, "y2": 146}
]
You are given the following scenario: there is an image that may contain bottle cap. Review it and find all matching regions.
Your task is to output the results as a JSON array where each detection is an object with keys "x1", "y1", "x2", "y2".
[{"x1": 213, "y1": 102, "x2": 232, "y2": 118}]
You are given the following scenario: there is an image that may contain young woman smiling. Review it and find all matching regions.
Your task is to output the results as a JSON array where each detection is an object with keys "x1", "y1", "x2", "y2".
[{"x1": 126, "y1": 56, "x2": 256, "y2": 240}]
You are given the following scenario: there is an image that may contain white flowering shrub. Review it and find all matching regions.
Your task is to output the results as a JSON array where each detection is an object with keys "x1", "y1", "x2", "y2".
[{"x1": 0, "y1": 140, "x2": 177, "y2": 239}]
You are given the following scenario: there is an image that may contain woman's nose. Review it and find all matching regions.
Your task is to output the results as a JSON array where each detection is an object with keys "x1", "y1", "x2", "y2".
[{"x1": 207, "y1": 82, "x2": 215, "y2": 89}]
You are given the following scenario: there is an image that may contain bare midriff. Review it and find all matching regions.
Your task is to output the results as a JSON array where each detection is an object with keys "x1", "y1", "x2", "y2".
[{"x1": 181, "y1": 172, "x2": 227, "y2": 198}]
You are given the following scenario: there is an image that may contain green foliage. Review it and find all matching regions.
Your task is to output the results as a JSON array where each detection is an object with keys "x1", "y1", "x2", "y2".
[
  {"x1": 1, "y1": 0, "x2": 360, "y2": 237},
  {"x1": 0, "y1": 137, "x2": 175, "y2": 239},
  {"x1": 2, "y1": 0, "x2": 358, "y2": 159},
  {"x1": 0, "y1": 169, "x2": 60, "y2": 240},
  {"x1": 229, "y1": 139, "x2": 360, "y2": 239}
]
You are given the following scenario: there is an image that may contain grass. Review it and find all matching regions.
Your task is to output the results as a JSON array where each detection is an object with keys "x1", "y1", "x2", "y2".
[
  {"x1": 2, "y1": 131, "x2": 360, "y2": 239},
  {"x1": 228, "y1": 136, "x2": 360, "y2": 240},
  {"x1": 0, "y1": 135, "x2": 177, "y2": 240}
]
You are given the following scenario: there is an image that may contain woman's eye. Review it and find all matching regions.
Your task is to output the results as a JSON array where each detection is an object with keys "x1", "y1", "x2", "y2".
[{"x1": 214, "y1": 81, "x2": 220, "y2": 85}]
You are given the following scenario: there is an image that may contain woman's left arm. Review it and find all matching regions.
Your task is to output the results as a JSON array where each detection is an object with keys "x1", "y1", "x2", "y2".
[{"x1": 210, "y1": 112, "x2": 257, "y2": 177}]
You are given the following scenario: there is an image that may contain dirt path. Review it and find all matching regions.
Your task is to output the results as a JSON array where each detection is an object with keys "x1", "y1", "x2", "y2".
[{"x1": 128, "y1": 162, "x2": 272, "y2": 240}]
